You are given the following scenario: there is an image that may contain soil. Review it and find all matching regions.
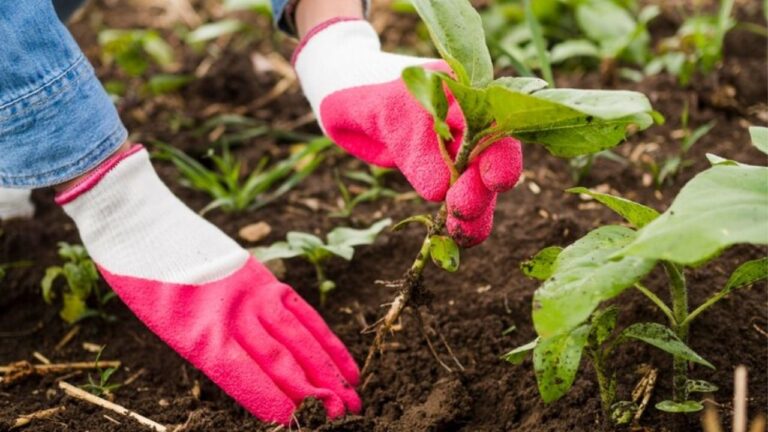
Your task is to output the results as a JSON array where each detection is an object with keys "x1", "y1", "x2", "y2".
[{"x1": 1, "y1": 1, "x2": 766, "y2": 431}]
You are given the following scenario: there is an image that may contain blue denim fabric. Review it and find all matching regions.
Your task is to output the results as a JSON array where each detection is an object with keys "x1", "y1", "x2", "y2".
[{"x1": 0, "y1": 0, "x2": 127, "y2": 188}]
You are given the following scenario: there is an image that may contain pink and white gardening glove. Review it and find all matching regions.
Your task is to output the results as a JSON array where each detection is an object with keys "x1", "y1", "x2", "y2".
[
  {"x1": 293, "y1": 18, "x2": 523, "y2": 247},
  {"x1": 56, "y1": 146, "x2": 360, "y2": 425}
]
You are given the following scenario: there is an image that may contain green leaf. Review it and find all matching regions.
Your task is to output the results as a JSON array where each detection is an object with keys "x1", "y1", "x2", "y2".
[
  {"x1": 567, "y1": 187, "x2": 659, "y2": 228},
  {"x1": 523, "y1": 0, "x2": 554, "y2": 87},
  {"x1": 619, "y1": 164, "x2": 768, "y2": 264},
  {"x1": 327, "y1": 219, "x2": 391, "y2": 248},
  {"x1": 287, "y1": 232, "x2": 325, "y2": 251},
  {"x1": 443, "y1": 79, "x2": 493, "y2": 134},
  {"x1": 410, "y1": 0, "x2": 494, "y2": 87},
  {"x1": 251, "y1": 241, "x2": 305, "y2": 262},
  {"x1": 590, "y1": 306, "x2": 618, "y2": 346},
  {"x1": 521, "y1": 246, "x2": 562, "y2": 280},
  {"x1": 429, "y1": 235, "x2": 460, "y2": 272},
  {"x1": 533, "y1": 324, "x2": 590, "y2": 403},
  {"x1": 723, "y1": 257, "x2": 768, "y2": 294},
  {"x1": 41, "y1": 267, "x2": 63, "y2": 304},
  {"x1": 402, "y1": 67, "x2": 452, "y2": 139},
  {"x1": 489, "y1": 77, "x2": 549, "y2": 94},
  {"x1": 487, "y1": 86, "x2": 656, "y2": 157},
  {"x1": 502, "y1": 338, "x2": 539, "y2": 365},
  {"x1": 146, "y1": 74, "x2": 193, "y2": 95},
  {"x1": 655, "y1": 400, "x2": 703, "y2": 413},
  {"x1": 533, "y1": 226, "x2": 656, "y2": 338},
  {"x1": 60, "y1": 293, "x2": 89, "y2": 324},
  {"x1": 223, "y1": 0, "x2": 271, "y2": 15},
  {"x1": 186, "y1": 19, "x2": 245, "y2": 44},
  {"x1": 749, "y1": 126, "x2": 768, "y2": 154},
  {"x1": 550, "y1": 39, "x2": 600, "y2": 64},
  {"x1": 575, "y1": 0, "x2": 637, "y2": 57},
  {"x1": 141, "y1": 32, "x2": 174, "y2": 66},
  {"x1": 686, "y1": 379, "x2": 719, "y2": 393},
  {"x1": 392, "y1": 214, "x2": 433, "y2": 231},
  {"x1": 620, "y1": 322, "x2": 714, "y2": 369}
]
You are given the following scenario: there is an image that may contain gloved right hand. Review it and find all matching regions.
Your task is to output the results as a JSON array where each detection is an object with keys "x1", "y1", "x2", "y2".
[{"x1": 56, "y1": 145, "x2": 360, "y2": 424}]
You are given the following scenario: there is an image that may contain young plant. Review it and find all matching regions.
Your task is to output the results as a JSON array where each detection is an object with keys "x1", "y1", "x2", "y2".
[
  {"x1": 252, "y1": 219, "x2": 391, "y2": 305},
  {"x1": 645, "y1": 0, "x2": 735, "y2": 85},
  {"x1": 508, "y1": 127, "x2": 768, "y2": 423},
  {"x1": 361, "y1": 0, "x2": 660, "y2": 376},
  {"x1": 41, "y1": 243, "x2": 115, "y2": 324},
  {"x1": 81, "y1": 346, "x2": 122, "y2": 399},
  {"x1": 154, "y1": 137, "x2": 332, "y2": 214},
  {"x1": 330, "y1": 167, "x2": 403, "y2": 218},
  {"x1": 641, "y1": 103, "x2": 716, "y2": 188}
]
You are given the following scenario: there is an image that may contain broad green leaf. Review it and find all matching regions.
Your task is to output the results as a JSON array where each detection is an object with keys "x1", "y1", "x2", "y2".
[
  {"x1": 521, "y1": 246, "x2": 562, "y2": 280},
  {"x1": 621, "y1": 322, "x2": 714, "y2": 369},
  {"x1": 749, "y1": 126, "x2": 768, "y2": 154},
  {"x1": 686, "y1": 379, "x2": 718, "y2": 393},
  {"x1": 619, "y1": 164, "x2": 768, "y2": 264},
  {"x1": 319, "y1": 245, "x2": 355, "y2": 261},
  {"x1": 723, "y1": 257, "x2": 768, "y2": 294},
  {"x1": 287, "y1": 232, "x2": 325, "y2": 250},
  {"x1": 502, "y1": 338, "x2": 539, "y2": 365},
  {"x1": 567, "y1": 187, "x2": 659, "y2": 228},
  {"x1": 576, "y1": 0, "x2": 637, "y2": 57},
  {"x1": 487, "y1": 86, "x2": 656, "y2": 157},
  {"x1": 402, "y1": 67, "x2": 451, "y2": 139},
  {"x1": 489, "y1": 77, "x2": 549, "y2": 94},
  {"x1": 411, "y1": 0, "x2": 493, "y2": 87},
  {"x1": 533, "y1": 325, "x2": 590, "y2": 403},
  {"x1": 41, "y1": 267, "x2": 63, "y2": 304},
  {"x1": 251, "y1": 241, "x2": 304, "y2": 262},
  {"x1": 186, "y1": 19, "x2": 245, "y2": 44},
  {"x1": 550, "y1": 39, "x2": 600, "y2": 64},
  {"x1": 533, "y1": 226, "x2": 655, "y2": 337},
  {"x1": 443, "y1": 79, "x2": 493, "y2": 134},
  {"x1": 590, "y1": 306, "x2": 618, "y2": 346},
  {"x1": 327, "y1": 219, "x2": 391, "y2": 248},
  {"x1": 655, "y1": 400, "x2": 703, "y2": 413},
  {"x1": 60, "y1": 293, "x2": 89, "y2": 324},
  {"x1": 429, "y1": 235, "x2": 460, "y2": 272}
]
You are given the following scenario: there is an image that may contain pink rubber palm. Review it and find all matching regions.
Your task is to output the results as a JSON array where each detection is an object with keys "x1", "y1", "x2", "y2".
[{"x1": 294, "y1": 18, "x2": 523, "y2": 247}]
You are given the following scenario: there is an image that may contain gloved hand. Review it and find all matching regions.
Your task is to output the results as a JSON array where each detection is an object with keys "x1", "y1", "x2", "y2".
[
  {"x1": 293, "y1": 18, "x2": 523, "y2": 247},
  {"x1": 56, "y1": 145, "x2": 360, "y2": 425},
  {"x1": 0, "y1": 188, "x2": 35, "y2": 220}
]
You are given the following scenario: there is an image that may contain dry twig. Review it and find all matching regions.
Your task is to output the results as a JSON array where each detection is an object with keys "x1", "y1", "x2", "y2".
[
  {"x1": 59, "y1": 381, "x2": 167, "y2": 431},
  {"x1": 734, "y1": 366, "x2": 748, "y2": 432},
  {"x1": 10, "y1": 406, "x2": 65, "y2": 430}
]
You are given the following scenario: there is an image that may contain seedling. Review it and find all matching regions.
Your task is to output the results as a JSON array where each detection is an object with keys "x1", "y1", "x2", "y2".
[
  {"x1": 640, "y1": 102, "x2": 716, "y2": 188},
  {"x1": 81, "y1": 347, "x2": 121, "y2": 399},
  {"x1": 509, "y1": 127, "x2": 768, "y2": 423},
  {"x1": 330, "y1": 167, "x2": 402, "y2": 218},
  {"x1": 645, "y1": 0, "x2": 735, "y2": 85},
  {"x1": 41, "y1": 243, "x2": 115, "y2": 324},
  {"x1": 154, "y1": 137, "x2": 332, "y2": 214},
  {"x1": 252, "y1": 219, "x2": 391, "y2": 304},
  {"x1": 360, "y1": 0, "x2": 660, "y2": 377}
]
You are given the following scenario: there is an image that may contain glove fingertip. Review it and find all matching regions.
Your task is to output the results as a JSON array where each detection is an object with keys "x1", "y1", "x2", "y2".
[
  {"x1": 446, "y1": 202, "x2": 495, "y2": 248},
  {"x1": 478, "y1": 138, "x2": 523, "y2": 192}
]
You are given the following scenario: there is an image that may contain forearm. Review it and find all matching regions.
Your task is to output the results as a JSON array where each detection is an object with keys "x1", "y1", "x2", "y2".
[{"x1": 295, "y1": 0, "x2": 364, "y2": 37}]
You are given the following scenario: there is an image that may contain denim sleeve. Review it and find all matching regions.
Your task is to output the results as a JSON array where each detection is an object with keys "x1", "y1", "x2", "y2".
[
  {"x1": 0, "y1": 0, "x2": 127, "y2": 188},
  {"x1": 271, "y1": 0, "x2": 370, "y2": 36}
]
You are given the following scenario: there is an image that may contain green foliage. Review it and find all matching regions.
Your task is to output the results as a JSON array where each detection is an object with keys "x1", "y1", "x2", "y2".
[
  {"x1": 645, "y1": 0, "x2": 736, "y2": 85},
  {"x1": 81, "y1": 347, "x2": 121, "y2": 397},
  {"x1": 655, "y1": 400, "x2": 704, "y2": 413},
  {"x1": 146, "y1": 74, "x2": 193, "y2": 95},
  {"x1": 567, "y1": 187, "x2": 659, "y2": 228},
  {"x1": 98, "y1": 29, "x2": 174, "y2": 77},
  {"x1": 154, "y1": 138, "x2": 332, "y2": 214},
  {"x1": 41, "y1": 243, "x2": 114, "y2": 324},
  {"x1": 331, "y1": 167, "x2": 402, "y2": 218},
  {"x1": 428, "y1": 235, "x2": 460, "y2": 272},
  {"x1": 749, "y1": 127, "x2": 768, "y2": 154},
  {"x1": 502, "y1": 338, "x2": 538, "y2": 365},
  {"x1": 252, "y1": 219, "x2": 391, "y2": 304},
  {"x1": 533, "y1": 324, "x2": 590, "y2": 403},
  {"x1": 520, "y1": 246, "x2": 562, "y2": 280},
  {"x1": 619, "y1": 323, "x2": 713, "y2": 368}
]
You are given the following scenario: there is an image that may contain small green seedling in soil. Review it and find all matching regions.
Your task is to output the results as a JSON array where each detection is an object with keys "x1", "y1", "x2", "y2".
[
  {"x1": 252, "y1": 219, "x2": 391, "y2": 305},
  {"x1": 360, "y1": 0, "x2": 660, "y2": 378},
  {"x1": 508, "y1": 128, "x2": 768, "y2": 424},
  {"x1": 645, "y1": 0, "x2": 735, "y2": 86},
  {"x1": 185, "y1": 1, "x2": 272, "y2": 50},
  {"x1": 640, "y1": 102, "x2": 715, "y2": 188},
  {"x1": 42, "y1": 243, "x2": 116, "y2": 324},
  {"x1": 81, "y1": 346, "x2": 122, "y2": 399},
  {"x1": 330, "y1": 166, "x2": 404, "y2": 218},
  {"x1": 154, "y1": 138, "x2": 332, "y2": 214}
]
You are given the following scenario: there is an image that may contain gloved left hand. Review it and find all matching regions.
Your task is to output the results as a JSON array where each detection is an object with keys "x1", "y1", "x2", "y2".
[{"x1": 293, "y1": 18, "x2": 523, "y2": 247}]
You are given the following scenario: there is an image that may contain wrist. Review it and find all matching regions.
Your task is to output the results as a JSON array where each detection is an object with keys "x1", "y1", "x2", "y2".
[{"x1": 295, "y1": 0, "x2": 365, "y2": 37}]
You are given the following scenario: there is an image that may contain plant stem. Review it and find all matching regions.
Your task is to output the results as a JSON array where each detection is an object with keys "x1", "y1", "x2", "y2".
[
  {"x1": 588, "y1": 347, "x2": 616, "y2": 417},
  {"x1": 664, "y1": 261, "x2": 689, "y2": 402},
  {"x1": 681, "y1": 290, "x2": 728, "y2": 328},
  {"x1": 634, "y1": 283, "x2": 675, "y2": 325},
  {"x1": 523, "y1": 0, "x2": 555, "y2": 88}
]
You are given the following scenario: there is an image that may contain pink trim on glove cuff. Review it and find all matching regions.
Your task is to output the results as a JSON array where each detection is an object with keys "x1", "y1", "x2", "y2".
[
  {"x1": 291, "y1": 17, "x2": 363, "y2": 66},
  {"x1": 55, "y1": 144, "x2": 144, "y2": 205}
]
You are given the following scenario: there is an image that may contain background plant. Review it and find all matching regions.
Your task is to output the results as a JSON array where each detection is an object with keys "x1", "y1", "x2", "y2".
[
  {"x1": 508, "y1": 127, "x2": 768, "y2": 423},
  {"x1": 154, "y1": 137, "x2": 331, "y2": 214},
  {"x1": 252, "y1": 219, "x2": 391, "y2": 304},
  {"x1": 330, "y1": 167, "x2": 407, "y2": 218},
  {"x1": 41, "y1": 243, "x2": 115, "y2": 324}
]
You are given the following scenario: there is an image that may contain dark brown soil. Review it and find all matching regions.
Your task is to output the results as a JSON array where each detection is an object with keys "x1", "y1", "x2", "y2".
[{"x1": 1, "y1": 1, "x2": 766, "y2": 431}]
